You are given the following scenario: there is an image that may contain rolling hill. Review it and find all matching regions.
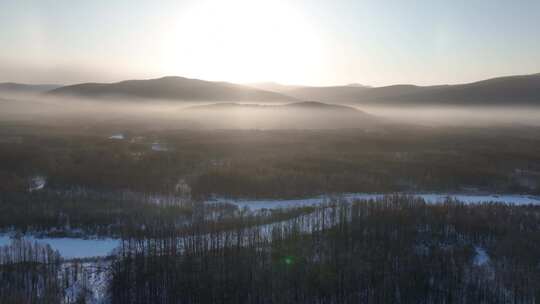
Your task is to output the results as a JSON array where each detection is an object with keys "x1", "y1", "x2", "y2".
[
  {"x1": 45, "y1": 73, "x2": 540, "y2": 106},
  {"x1": 48, "y1": 76, "x2": 297, "y2": 102},
  {"x1": 183, "y1": 101, "x2": 381, "y2": 129},
  {"x1": 253, "y1": 73, "x2": 540, "y2": 106},
  {"x1": 0, "y1": 83, "x2": 61, "y2": 96}
]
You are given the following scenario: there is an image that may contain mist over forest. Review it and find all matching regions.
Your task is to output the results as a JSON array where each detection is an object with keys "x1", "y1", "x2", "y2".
[{"x1": 3, "y1": 73, "x2": 540, "y2": 129}]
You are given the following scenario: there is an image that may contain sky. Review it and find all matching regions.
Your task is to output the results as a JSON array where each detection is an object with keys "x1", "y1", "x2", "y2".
[{"x1": 1, "y1": 0, "x2": 540, "y2": 86}]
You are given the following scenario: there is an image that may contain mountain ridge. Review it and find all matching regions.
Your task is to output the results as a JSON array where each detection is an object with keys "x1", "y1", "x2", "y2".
[
  {"x1": 48, "y1": 76, "x2": 297, "y2": 102},
  {"x1": 183, "y1": 101, "x2": 380, "y2": 129},
  {"x1": 268, "y1": 73, "x2": 540, "y2": 106},
  {"x1": 0, "y1": 83, "x2": 62, "y2": 95},
  {"x1": 186, "y1": 101, "x2": 361, "y2": 112},
  {"x1": 31, "y1": 72, "x2": 540, "y2": 106}
]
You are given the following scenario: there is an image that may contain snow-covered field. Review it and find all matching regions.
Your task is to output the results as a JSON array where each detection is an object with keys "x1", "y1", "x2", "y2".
[{"x1": 207, "y1": 193, "x2": 540, "y2": 211}]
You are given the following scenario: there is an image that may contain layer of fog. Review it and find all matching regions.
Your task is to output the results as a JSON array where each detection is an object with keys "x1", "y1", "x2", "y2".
[
  {"x1": 355, "y1": 105, "x2": 540, "y2": 127},
  {"x1": 0, "y1": 95, "x2": 376, "y2": 130},
  {"x1": 2, "y1": 94, "x2": 540, "y2": 130}
]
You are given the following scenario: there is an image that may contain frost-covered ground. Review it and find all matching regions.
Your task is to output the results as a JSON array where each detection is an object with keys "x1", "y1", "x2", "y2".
[{"x1": 207, "y1": 193, "x2": 540, "y2": 211}]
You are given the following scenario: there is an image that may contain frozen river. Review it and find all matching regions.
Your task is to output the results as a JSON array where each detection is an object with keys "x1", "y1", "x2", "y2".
[
  {"x1": 2, "y1": 193, "x2": 539, "y2": 259},
  {"x1": 207, "y1": 193, "x2": 540, "y2": 211},
  {"x1": 0, "y1": 235, "x2": 120, "y2": 259}
]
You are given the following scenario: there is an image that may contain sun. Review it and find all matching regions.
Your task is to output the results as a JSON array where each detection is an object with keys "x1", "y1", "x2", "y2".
[{"x1": 162, "y1": 0, "x2": 325, "y2": 84}]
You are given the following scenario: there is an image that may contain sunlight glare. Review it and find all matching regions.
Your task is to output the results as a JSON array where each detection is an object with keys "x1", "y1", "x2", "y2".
[{"x1": 166, "y1": 0, "x2": 324, "y2": 84}]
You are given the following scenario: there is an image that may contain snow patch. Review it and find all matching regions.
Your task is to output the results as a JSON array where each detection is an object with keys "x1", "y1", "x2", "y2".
[
  {"x1": 473, "y1": 246, "x2": 490, "y2": 266},
  {"x1": 28, "y1": 175, "x2": 46, "y2": 192},
  {"x1": 109, "y1": 133, "x2": 125, "y2": 140},
  {"x1": 151, "y1": 142, "x2": 169, "y2": 151}
]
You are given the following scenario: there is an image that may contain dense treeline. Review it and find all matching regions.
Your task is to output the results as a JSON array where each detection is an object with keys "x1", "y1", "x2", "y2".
[
  {"x1": 109, "y1": 196, "x2": 540, "y2": 303},
  {"x1": 0, "y1": 189, "x2": 193, "y2": 237},
  {"x1": 0, "y1": 188, "x2": 318, "y2": 238},
  {"x1": 0, "y1": 239, "x2": 63, "y2": 303},
  {"x1": 1, "y1": 125, "x2": 540, "y2": 198},
  {"x1": 0, "y1": 238, "x2": 109, "y2": 303}
]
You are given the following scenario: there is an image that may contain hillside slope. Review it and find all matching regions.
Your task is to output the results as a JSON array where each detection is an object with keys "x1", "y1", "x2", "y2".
[
  {"x1": 48, "y1": 76, "x2": 297, "y2": 102},
  {"x1": 184, "y1": 101, "x2": 381, "y2": 129},
  {"x1": 261, "y1": 74, "x2": 540, "y2": 106}
]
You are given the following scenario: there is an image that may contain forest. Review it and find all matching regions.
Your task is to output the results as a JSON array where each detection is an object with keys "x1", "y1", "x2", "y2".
[
  {"x1": 1, "y1": 123, "x2": 539, "y2": 199},
  {"x1": 1, "y1": 122, "x2": 540, "y2": 303},
  {"x1": 108, "y1": 196, "x2": 540, "y2": 304},
  {"x1": 3, "y1": 196, "x2": 539, "y2": 303}
]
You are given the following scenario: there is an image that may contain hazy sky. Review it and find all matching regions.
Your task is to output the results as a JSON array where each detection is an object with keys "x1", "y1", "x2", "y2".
[{"x1": 1, "y1": 0, "x2": 539, "y2": 86}]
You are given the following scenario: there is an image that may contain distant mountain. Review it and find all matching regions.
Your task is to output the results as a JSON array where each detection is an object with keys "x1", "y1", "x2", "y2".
[
  {"x1": 48, "y1": 76, "x2": 297, "y2": 102},
  {"x1": 260, "y1": 73, "x2": 540, "y2": 106},
  {"x1": 43, "y1": 73, "x2": 540, "y2": 106},
  {"x1": 188, "y1": 101, "x2": 357, "y2": 112},
  {"x1": 249, "y1": 82, "x2": 370, "y2": 92},
  {"x1": 247, "y1": 82, "x2": 303, "y2": 93},
  {"x1": 0, "y1": 83, "x2": 61, "y2": 95},
  {"x1": 184, "y1": 101, "x2": 380, "y2": 129},
  {"x1": 382, "y1": 73, "x2": 540, "y2": 106},
  {"x1": 346, "y1": 83, "x2": 371, "y2": 88},
  {"x1": 282, "y1": 86, "x2": 373, "y2": 104}
]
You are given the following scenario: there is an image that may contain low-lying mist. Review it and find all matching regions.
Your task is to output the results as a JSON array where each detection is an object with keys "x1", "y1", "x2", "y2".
[
  {"x1": 2, "y1": 94, "x2": 540, "y2": 131},
  {"x1": 358, "y1": 105, "x2": 540, "y2": 127}
]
